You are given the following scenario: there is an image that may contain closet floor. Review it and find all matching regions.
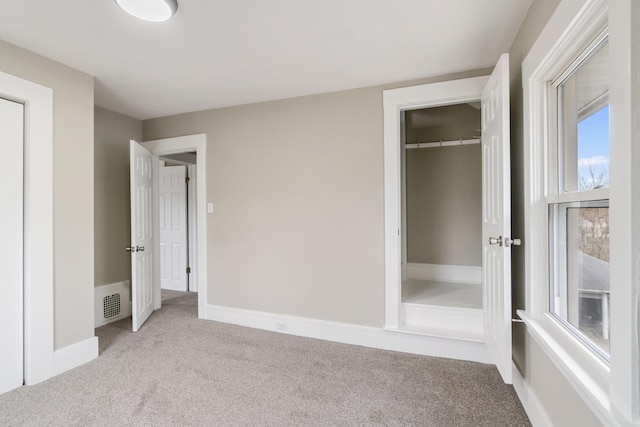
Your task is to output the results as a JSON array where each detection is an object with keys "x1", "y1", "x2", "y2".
[{"x1": 402, "y1": 279, "x2": 482, "y2": 309}]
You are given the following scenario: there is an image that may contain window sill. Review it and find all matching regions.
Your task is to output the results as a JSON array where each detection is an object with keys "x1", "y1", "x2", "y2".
[{"x1": 516, "y1": 310, "x2": 633, "y2": 427}]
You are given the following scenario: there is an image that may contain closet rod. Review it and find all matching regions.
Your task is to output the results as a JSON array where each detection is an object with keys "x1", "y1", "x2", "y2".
[{"x1": 405, "y1": 138, "x2": 480, "y2": 149}]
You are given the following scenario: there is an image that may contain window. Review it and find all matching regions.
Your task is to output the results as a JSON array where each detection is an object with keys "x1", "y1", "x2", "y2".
[
  {"x1": 548, "y1": 35, "x2": 611, "y2": 360},
  {"x1": 549, "y1": 200, "x2": 610, "y2": 356},
  {"x1": 523, "y1": 0, "x2": 640, "y2": 423}
]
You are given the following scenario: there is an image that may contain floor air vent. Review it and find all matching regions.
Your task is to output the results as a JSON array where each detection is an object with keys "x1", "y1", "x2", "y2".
[
  {"x1": 103, "y1": 293, "x2": 121, "y2": 319},
  {"x1": 95, "y1": 281, "x2": 131, "y2": 327}
]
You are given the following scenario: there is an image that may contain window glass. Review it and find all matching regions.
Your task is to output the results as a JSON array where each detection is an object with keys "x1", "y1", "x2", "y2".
[
  {"x1": 558, "y1": 40, "x2": 609, "y2": 192},
  {"x1": 550, "y1": 36, "x2": 610, "y2": 360},
  {"x1": 577, "y1": 106, "x2": 609, "y2": 190},
  {"x1": 550, "y1": 201, "x2": 610, "y2": 356}
]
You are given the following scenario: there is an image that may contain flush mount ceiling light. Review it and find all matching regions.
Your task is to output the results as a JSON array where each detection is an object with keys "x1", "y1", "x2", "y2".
[{"x1": 115, "y1": 0, "x2": 178, "y2": 22}]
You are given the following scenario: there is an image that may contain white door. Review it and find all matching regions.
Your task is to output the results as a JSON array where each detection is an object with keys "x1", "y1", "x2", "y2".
[
  {"x1": 482, "y1": 53, "x2": 514, "y2": 384},
  {"x1": 159, "y1": 165, "x2": 188, "y2": 291},
  {"x1": 130, "y1": 140, "x2": 156, "y2": 331},
  {"x1": 0, "y1": 97, "x2": 24, "y2": 394}
]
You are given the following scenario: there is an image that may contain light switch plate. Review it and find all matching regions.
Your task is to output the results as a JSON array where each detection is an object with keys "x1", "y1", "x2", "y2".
[{"x1": 207, "y1": 202, "x2": 214, "y2": 213}]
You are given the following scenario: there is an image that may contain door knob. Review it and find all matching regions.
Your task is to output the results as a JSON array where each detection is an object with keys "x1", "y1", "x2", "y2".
[
  {"x1": 488, "y1": 236, "x2": 503, "y2": 246},
  {"x1": 504, "y1": 237, "x2": 521, "y2": 247},
  {"x1": 136, "y1": 246, "x2": 145, "y2": 252},
  {"x1": 125, "y1": 246, "x2": 137, "y2": 252}
]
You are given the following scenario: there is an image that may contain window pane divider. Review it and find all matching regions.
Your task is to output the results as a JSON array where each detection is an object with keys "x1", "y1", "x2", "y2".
[{"x1": 546, "y1": 188, "x2": 609, "y2": 205}]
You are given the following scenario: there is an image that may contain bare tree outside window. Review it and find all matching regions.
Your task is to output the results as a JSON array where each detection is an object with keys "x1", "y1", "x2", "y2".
[
  {"x1": 578, "y1": 161, "x2": 609, "y2": 191},
  {"x1": 578, "y1": 163, "x2": 610, "y2": 263}
]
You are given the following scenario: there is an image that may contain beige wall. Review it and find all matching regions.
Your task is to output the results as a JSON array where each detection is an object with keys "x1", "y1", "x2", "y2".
[
  {"x1": 0, "y1": 39, "x2": 94, "y2": 350},
  {"x1": 526, "y1": 334, "x2": 603, "y2": 427},
  {"x1": 142, "y1": 70, "x2": 489, "y2": 327},
  {"x1": 143, "y1": 1, "x2": 602, "y2": 423},
  {"x1": 509, "y1": 0, "x2": 601, "y2": 425},
  {"x1": 405, "y1": 105, "x2": 482, "y2": 266},
  {"x1": 94, "y1": 107, "x2": 142, "y2": 287},
  {"x1": 0, "y1": 5, "x2": 609, "y2": 423}
]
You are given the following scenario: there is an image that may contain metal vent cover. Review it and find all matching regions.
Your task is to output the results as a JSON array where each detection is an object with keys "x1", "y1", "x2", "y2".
[{"x1": 103, "y1": 293, "x2": 121, "y2": 319}]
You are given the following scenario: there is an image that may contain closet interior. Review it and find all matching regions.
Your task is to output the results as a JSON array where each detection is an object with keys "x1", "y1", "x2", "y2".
[{"x1": 401, "y1": 103, "x2": 483, "y2": 339}]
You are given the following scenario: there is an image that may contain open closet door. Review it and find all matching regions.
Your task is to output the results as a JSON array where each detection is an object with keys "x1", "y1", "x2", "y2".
[
  {"x1": 0, "y1": 97, "x2": 24, "y2": 395},
  {"x1": 129, "y1": 140, "x2": 156, "y2": 332},
  {"x1": 482, "y1": 53, "x2": 514, "y2": 384}
]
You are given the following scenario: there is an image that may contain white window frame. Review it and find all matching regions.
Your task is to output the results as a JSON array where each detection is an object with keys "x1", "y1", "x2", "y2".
[
  {"x1": 521, "y1": 0, "x2": 640, "y2": 425},
  {"x1": 547, "y1": 30, "x2": 611, "y2": 361}
]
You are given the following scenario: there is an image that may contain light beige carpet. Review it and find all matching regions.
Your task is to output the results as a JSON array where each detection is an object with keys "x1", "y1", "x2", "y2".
[{"x1": 0, "y1": 290, "x2": 530, "y2": 426}]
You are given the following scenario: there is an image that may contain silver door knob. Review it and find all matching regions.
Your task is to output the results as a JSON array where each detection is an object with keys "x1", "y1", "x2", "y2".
[
  {"x1": 504, "y1": 237, "x2": 521, "y2": 247},
  {"x1": 125, "y1": 246, "x2": 137, "y2": 252},
  {"x1": 488, "y1": 236, "x2": 503, "y2": 246},
  {"x1": 136, "y1": 246, "x2": 145, "y2": 252}
]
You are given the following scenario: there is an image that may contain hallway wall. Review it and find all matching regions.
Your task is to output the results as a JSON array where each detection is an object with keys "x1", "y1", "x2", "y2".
[{"x1": 94, "y1": 106, "x2": 142, "y2": 287}]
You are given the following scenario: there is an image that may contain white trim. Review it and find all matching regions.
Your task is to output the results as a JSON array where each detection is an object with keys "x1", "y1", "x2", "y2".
[
  {"x1": 402, "y1": 303, "x2": 483, "y2": 341},
  {"x1": 608, "y1": 0, "x2": 640, "y2": 422},
  {"x1": 383, "y1": 76, "x2": 489, "y2": 330},
  {"x1": 512, "y1": 363, "x2": 553, "y2": 427},
  {"x1": 142, "y1": 134, "x2": 207, "y2": 318},
  {"x1": 522, "y1": 0, "x2": 607, "y2": 84},
  {"x1": 519, "y1": 311, "x2": 627, "y2": 427},
  {"x1": 187, "y1": 164, "x2": 198, "y2": 292},
  {"x1": 53, "y1": 337, "x2": 98, "y2": 376},
  {"x1": 206, "y1": 304, "x2": 491, "y2": 364},
  {"x1": 0, "y1": 71, "x2": 54, "y2": 385},
  {"x1": 406, "y1": 263, "x2": 482, "y2": 284},
  {"x1": 545, "y1": 187, "x2": 609, "y2": 205}
]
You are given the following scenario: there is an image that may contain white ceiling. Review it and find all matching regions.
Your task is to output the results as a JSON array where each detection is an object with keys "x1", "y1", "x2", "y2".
[{"x1": 0, "y1": 0, "x2": 533, "y2": 120}]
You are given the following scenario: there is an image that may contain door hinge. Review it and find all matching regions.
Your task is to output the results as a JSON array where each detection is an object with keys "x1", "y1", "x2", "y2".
[
  {"x1": 186, "y1": 177, "x2": 190, "y2": 184},
  {"x1": 186, "y1": 267, "x2": 191, "y2": 274}
]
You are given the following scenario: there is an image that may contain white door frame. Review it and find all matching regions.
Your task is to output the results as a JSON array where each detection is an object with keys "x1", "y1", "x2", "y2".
[
  {"x1": 383, "y1": 76, "x2": 489, "y2": 330},
  {"x1": 0, "y1": 97, "x2": 24, "y2": 395},
  {"x1": 0, "y1": 71, "x2": 54, "y2": 385},
  {"x1": 142, "y1": 134, "x2": 207, "y2": 318},
  {"x1": 187, "y1": 164, "x2": 198, "y2": 292}
]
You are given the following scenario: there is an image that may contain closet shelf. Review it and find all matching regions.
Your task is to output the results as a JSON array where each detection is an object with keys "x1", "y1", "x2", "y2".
[{"x1": 405, "y1": 138, "x2": 480, "y2": 149}]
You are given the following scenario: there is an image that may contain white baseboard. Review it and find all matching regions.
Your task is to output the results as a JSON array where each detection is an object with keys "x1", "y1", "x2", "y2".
[
  {"x1": 206, "y1": 304, "x2": 491, "y2": 364},
  {"x1": 402, "y1": 303, "x2": 483, "y2": 341},
  {"x1": 161, "y1": 283, "x2": 187, "y2": 292},
  {"x1": 407, "y1": 263, "x2": 482, "y2": 284},
  {"x1": 53, "y1": 336, "x2": 99, "y2": 376},
  {"x1": 512, "y1": 362, "x2": 553, "y2": 427},
  {"x1": 95, "y1": 281, "x2": 131, "y2": 327}
]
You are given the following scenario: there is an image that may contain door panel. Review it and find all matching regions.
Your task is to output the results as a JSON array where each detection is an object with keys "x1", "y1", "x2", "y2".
[
  {"x1": 130, "y1": 140, "x2": 155, "y2": 331},
  {"x1": 482, "y1": 53, "x2": 512, "y2": 384},
  {"x1": 159, "y1": 165, "x2": 188, "y2": 291},
  {"x1": 0, "y1": 98, "x2": 24, "y2": 394}
]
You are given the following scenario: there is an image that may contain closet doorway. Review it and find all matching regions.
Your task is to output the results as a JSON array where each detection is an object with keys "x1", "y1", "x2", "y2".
[
  {"x1": 384, "y1": 54, "x2": 515, "y2": 383},
  {"x1": 401, "y1": 104, "x2": 483, "y2": 318},
  {"x1": 0, "y1": 70, "x2": 54, "y2": 391}
]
